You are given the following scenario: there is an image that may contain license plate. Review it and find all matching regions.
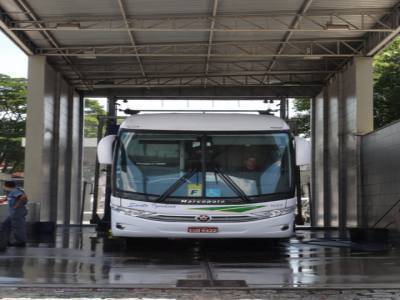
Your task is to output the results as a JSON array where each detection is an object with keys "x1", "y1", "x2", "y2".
[{"x1": 188, "y1": 227, "x2": 219, "y2": 233}]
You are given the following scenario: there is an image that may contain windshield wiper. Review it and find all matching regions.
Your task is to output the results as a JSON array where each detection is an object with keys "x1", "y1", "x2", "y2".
[
  {"x1": 119, "y1": 139, "x2": 128, "y2": 172},
  {"x1": 213, "y1": 166, "x2": 251, "y2": 203},
  {"x1": 156, "y1": 168, "x2": 198, "y2": 202}
]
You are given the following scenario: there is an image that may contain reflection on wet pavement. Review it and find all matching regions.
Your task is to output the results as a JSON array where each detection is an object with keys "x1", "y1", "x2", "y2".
[{"x1": 0, "y1": 227, "x2": 399, "y2": 288}]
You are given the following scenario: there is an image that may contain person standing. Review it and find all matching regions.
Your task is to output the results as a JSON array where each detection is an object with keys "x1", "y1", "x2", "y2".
[{"x1": 1, "y1": 181, "x2": 28, "y2": 247}]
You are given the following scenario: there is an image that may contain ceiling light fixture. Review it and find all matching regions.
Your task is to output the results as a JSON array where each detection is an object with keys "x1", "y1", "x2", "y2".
[
  {"x1": 77, "y1": 51, "x2": 97, "y2": 59},
  {"x1": 303, "y1": 55, "x2": 322, "y2": 60},
  {"x1": 55, "y1": 22, "x2": 81, "y2": 30},
  {"x1": 325, "y1": 23, "x2": 350, "y2": 30}
]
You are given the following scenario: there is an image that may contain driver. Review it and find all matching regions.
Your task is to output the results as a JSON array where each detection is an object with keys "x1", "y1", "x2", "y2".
[{"x1": 243, "y1": 156, "x2": 258, "y2": 172}]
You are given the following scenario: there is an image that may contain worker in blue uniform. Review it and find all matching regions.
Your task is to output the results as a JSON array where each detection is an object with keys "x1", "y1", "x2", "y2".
[{"x1": 1, "y1": 181, "x2": 28, "y2": 247}]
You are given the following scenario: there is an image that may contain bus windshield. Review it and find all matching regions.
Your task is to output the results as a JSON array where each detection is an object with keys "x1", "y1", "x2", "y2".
[{"x1": 115, "y1": 131, "x2": 294, "y2": 203}]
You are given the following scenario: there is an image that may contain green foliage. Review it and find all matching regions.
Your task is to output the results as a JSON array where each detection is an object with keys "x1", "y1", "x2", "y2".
[
  {"x1": 293, "y1": 37, "x2": 400, "y2": 134},
  {"x1": 293, "y1": 98, "x2": 310, "y2": 112},
  {"x1": 84, "y1": 99, "x2": 106, "y2": 138},
  {"x1": 0, "y1": 74, "x2": 27, "y2": 172},
  {"x1": 0, "y1": 80, "x2": 106, "y2": 172},
  {"x1": 373, "y1": 37, "x2": 400, "y2": 128},
  {"x1": 292, "y1": 98, "x2": 311, "y2": 137}
]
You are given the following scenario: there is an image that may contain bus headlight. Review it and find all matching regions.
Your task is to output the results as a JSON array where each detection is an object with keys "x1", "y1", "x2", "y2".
[
  {"x1": 111, "y1": 205, "x2": 155, "y2": 218},
  {"x1": 250, "y1": 206, "x2": 295, "y2": 219}
]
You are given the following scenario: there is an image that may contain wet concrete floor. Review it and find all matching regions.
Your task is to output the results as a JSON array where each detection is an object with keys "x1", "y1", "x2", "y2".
[{"x1": 0, "y1": 227, "x2": 399, "y2": 288}]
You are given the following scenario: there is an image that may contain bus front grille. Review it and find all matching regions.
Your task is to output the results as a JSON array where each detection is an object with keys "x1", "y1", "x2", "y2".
[{"x1": 140, "y1": 214, "x2": 259, "y2": 223}]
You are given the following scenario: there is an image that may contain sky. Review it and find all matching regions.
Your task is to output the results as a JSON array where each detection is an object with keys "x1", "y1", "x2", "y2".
[
  {"x1": 0, "y1": 32, "x2": 28, "y2": 78},
  {"x1": 0, "y1": 31, "x2": 294, "y2": 116}
]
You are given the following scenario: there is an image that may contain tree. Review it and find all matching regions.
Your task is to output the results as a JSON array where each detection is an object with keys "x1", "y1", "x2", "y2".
[
  {"x1": 293, "y1": 37, "x2": 400, "y2": 134},
  {"x1": 292, "y1": 98, "x2": 311, "y2": 137},
  {"x1": 0, "y1": 79, "x2": 106, "y2": 170},
  {"x1": 84, "y1": 99, "x2": 106, "y2": 138},
  {"x1": 0, "y1": 74, "x2": 27, "y2": 173},
  {"x1": 373, "y1": 37, "x2": 400, "y2": 128}
]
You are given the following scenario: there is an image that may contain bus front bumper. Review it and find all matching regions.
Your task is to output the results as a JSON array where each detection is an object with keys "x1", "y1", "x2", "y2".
[{"x1": 111, "y1": 210, "x2": 294, "y2": 238}]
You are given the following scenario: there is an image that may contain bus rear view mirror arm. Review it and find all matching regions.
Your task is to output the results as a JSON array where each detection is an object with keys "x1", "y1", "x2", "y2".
[
  {"x1": 97, "y1": 135, "x2": 116, "y2": 165},
  {"x1": 295, "y1": 136, "x2": 311, "y2": 166}
]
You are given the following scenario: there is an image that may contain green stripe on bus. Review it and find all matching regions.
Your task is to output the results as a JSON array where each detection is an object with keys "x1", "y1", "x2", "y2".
[{"x1": 190, "y1": 205, "x2": 264, "y2": 213}]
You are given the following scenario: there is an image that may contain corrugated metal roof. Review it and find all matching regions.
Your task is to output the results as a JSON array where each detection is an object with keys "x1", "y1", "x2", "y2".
[
  {"x1": 218, "y1": 0, "x2": 304, "y2": 13},
  {"x1": 50, "y1": 31, "x2": 131, "y2": 46},
  {"x1": 134, "y1": 31, "x2": 209, "y2": 44},
  {"x1": 124, "y1": 0, "x2": 213, "y2": 16},
  {"x1": 0, "y1": 0, "x2": 398, "y2": 96},
  {"x1": 28, "y1": 0, "x2": 120, "y2": 16},
  {"x1": 311, "y1": 0, "x2": 398, "y2": 10}
]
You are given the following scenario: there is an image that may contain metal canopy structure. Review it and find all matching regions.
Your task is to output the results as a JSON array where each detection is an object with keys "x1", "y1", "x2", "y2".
[{"x1": 1, "y1": 0, "x2": 399, "y2": 98}]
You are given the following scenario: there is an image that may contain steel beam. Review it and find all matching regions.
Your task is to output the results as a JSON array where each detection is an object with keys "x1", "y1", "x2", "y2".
[
  {"x1": 0, "y1": 6, "x2": 35, "y2": 55},
  {"x1": 76, "y1": 82, "x2": 323, "y2": 90},
  {"x1": 8, "y1": 10, "x2": 397, "y2": 33},
  {"x1": 365, "y1": 4, "x2": 400, "y2": 56},
  {"x1": 35, "y1": 39, "x2": 365, "y2": 57},
  {"x1": 117, "y1": 0, "x2": 147, "y2": 80},
  {"x1": 264, "y1": 0, "x2": 314, "y2": 81},
  {"x1": 82, "y1": 85, "x2": 322, "y2": 98},
  {"x1": 12, "y1": 0, "x2": 88, "y2": 89},
  {"x1": 62, "y1": 68, "x2": 331, "y2": 75},
  {"x1": 52, "y1": 55, "x2": 335, "y2": 72},
  {"x1": 64, "y1": 70, "x2": 331, "y2": 76},
  {"x1": 2, "y1": 1, "x2": 397, "y2": 93},
  {"x1": 204, "y1": 0, "x2": 219, "y2": 87},
  {"x1": 38, "y1": 53, "x2": 360, "y2": 58},
  {"x1": 70, "y1": 73, "x2": 324, "y2": 87}
]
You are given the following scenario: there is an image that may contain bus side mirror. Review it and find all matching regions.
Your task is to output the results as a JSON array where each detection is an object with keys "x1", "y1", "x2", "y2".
[
  {"x1": 295, "y1": 136, "x2": 311, "y2": 166},
  {"x1": 97, "y1": 135, "x2": 116, "y2": 164}
]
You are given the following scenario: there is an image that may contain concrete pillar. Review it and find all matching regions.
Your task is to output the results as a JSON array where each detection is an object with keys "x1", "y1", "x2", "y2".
[
  {"x1": 311, "y1": 92, "x2": 326, "y2": 227},
  {"x1": 68, "y1": 93, "x2": 84, "y2": 225},
  {"x1": 326, "y1": 76, "x2": 340, "y2": 227},
  {"x1": 280, "y1": 98, "x2": 288, "y2": 119},
  {"x1": 24, "y1": 56, "x2": 84, "y2": 224},
  {"x1": 55, "y1": 76, "x2": 70, "y2": 224},
  {"x1": 354, "y1": 57, "x2": 374, "y2": 135},
  {"x1": 25, "y1": 56, "x2": 56, "y2": 222},
  {"x1": 310, "y1": 98, "x2": 316, "y2": 226},
  {"x1": 340, "y1": 57, "x2": 373, "y2": 228},
  {"x1": 61, "y1": 88, "x2": 80, "y2": 226},
  {"x1": 311, "y1": 57, "x2": 373, "y2": 228}
]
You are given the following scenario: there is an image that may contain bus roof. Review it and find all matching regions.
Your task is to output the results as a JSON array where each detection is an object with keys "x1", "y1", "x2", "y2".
[{"x1": 120, "y1": 113, "x2": 290, "y2": 132}]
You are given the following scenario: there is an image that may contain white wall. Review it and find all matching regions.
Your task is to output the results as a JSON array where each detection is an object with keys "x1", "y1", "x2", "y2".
[{"x1": 361, "y1": 121, "x2": 400, "y2": 232}]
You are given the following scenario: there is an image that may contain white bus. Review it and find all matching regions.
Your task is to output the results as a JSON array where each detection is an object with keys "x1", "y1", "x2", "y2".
[{"x1": 98, "y1": 113, "x2": 310, "y2": 238}]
